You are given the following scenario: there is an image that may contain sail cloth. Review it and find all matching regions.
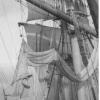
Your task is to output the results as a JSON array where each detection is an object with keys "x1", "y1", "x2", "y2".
[
  {"x1": 26, "y1": 0, "x2": 54, "y2": 21},
  {"x1": 79, "y1": 43, "x2": 98, "y2": 81},
  {"x1": 2, "y1": 40, "x2": 46, "y2": 100},
  {"x1": 12, "y1": 39, "x2": 98, "y2": 83},
  {"x1": 3, "y1": 39, "x2": 98, "y2": 100},
  {"x1": 56, "y1": 48, "x2": 98, "y2": 82},
  {"x1": 22, "y1": 23, "x2": 61, "y2": 51},
  {"x1": 27, "y1": 67, "x2": 44, "y2": 100},
  {"x1": 16, "y1": 40, "x2": 80, "y2": 82},
  {"x1": 25, "y1": 40, "x2": 98, "y2": 82},
  {"x1": 16, "y1": 0, "x2": 55, "y2": 21},
  {"x1": 10, "y1": 39, "x2": 97, "y2": 83},
  {"x1": 73, "y1": 0, "x2": 87, "y2": 13},
  {"x1": 25, "y1": 44, "x2": 81, "y2": 82},
  {"x1": 12, "y1": 40, "x2": 30, "y2": 84},
  {"x1": 27, "y1": 49, "x2": 57, "y2": 64},
  {"x1": 2, "y1": 40, "x2": 98, "y2": 100}
]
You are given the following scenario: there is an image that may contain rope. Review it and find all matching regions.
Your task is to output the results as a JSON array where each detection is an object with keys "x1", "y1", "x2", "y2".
[
  {"x1": 11, "y1": 0, "x2": 25, "y2": 85},
  {"x1": 60, "y1": 21, "x2": 65, "y2": 55},
  {"x1": 65, "y1": 29, "x2": 69, "y2": 54},
  {"x1": 36, "y1": 32, "x2": 38, "y2": 52},
  {"x1": 57, "y1": 32, "x2": 62, "y2": 51},
  {"x1": 83, "y1": 33, "x2": 98, "y2": 85},
  {"x1": 70, "y1": 13, "x2": 95, "y2": 100},
  {"x1": 83, "y1": 32, "x2": 98, "y2": 84},
  {"x1": 50, "y1": 21, "x2": 56, "y2": 49},
  {"x1": 76, "y1": 14, "x2": 98, "y2": 82},
  {"x1": 80, "y1": 35, "x2": 92, "y2": 100},
  {"x1": 90, "y1": 56, "x2": 98, "y2": 84},
  {"x1": 46, "y1": 65, "x2": 55, "y2": 100},
  {"x1": 39, "y1": 20, "x2": 44, "y2": 52},
  {"x1": 85, "y1": 33, "x2": 94, "y2": 49},
  {"x1": 20, "y1": 0, "x2": 23, "y2": 22}
]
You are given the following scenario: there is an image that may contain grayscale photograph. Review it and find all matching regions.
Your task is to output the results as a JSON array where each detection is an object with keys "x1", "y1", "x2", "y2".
[{"x1": 0, "y1": 0, "x2": 98, "y2": 100}]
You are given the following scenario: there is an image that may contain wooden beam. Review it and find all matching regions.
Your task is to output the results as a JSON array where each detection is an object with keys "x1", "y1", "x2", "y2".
[{"x1": 26, "y1": 0, "x2": 97, "y2": 38}]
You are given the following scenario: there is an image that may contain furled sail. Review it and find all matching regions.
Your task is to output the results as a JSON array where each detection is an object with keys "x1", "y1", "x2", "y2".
[
  {"x1": 2, "y1": 38, "x2": 98, "y2": 100},
  {"x1": 24, "y1": 39, "x2": 98, "y2": 82},
  {"x1": 20, "y1": 23, "x2": 61, "y2": 51},
  {"x1": 20, "y1": 40, "x2": 81, "y2": 82}
]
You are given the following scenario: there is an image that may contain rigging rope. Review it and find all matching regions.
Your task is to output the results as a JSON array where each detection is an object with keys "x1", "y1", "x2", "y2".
[
  {"x1": 46, "y1": 65, "x2": 55, "y2": 100},
  {"x1": 46, "y1": 20, "x2": 61, "y2": 100},
  {"x1": 39, "y1": 20, "x2": 44, "y2": 52},
  {"x1": 36, "y1": 32, "x2": 38, "y2": 52},
  {"x1": 11, "y1": 0, "x2": 25, "y2": 86},
  {"x1": 76, "y1": 14, "x2": 98, "y2": 82},
  {"x1": 50, "y1": 21, "x2": 56, "y2": 49},
  {"x1": 85, "y1": 33, "x2": 94, "y2": 49}
]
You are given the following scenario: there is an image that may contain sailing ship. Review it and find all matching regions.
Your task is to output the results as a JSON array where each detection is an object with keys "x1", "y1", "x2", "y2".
[{"x1": 0, "y1": 0, "x2": 98, "y2": 100}]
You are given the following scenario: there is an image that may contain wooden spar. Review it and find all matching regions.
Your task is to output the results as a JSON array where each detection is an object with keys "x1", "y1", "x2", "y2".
[
  {"x1": 26, "y1": 0, "x2": 97, "y2": 38},
  {"x1": 87, "y1": 0, "x2": 98, "y2": 33}
]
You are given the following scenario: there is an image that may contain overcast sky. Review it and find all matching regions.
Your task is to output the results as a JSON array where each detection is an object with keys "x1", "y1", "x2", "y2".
[{"x1": 0, "y1": 0, "x2": 22, "y2": 68}]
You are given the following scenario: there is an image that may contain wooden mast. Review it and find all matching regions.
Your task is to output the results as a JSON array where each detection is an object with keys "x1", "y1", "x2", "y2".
[{"x1": 26, "y1": 0, "x2": 97, "y2": 38}]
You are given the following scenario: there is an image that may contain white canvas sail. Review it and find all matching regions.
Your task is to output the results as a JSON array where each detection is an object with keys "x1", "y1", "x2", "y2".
[
  {"x1": 27, "y1": 0, "x2": 73, "y2": 21},
  {"x1": 21, "y1": 23, "x2": 61, "y2": 51},
  {"x1": 27, "y1": 1, "x2": 54, "y2": 21},
  {"x1": 16, "y1": 0, "x2": 55, "y2": 21}
]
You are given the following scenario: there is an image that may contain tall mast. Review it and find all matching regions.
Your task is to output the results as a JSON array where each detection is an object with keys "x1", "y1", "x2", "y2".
[{"x1": 26, "y1": 0, "x2": 97, "y2": 38}]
